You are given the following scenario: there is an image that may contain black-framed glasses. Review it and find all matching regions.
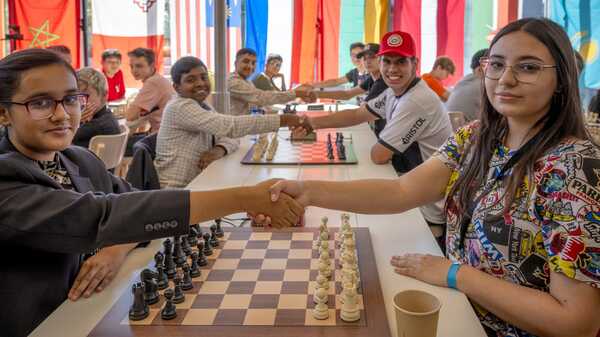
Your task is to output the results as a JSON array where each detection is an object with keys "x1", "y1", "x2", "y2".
[
  {"x1": 480, "y1": 57, "x2": 557, "y2": 84},
  {"x1": 0, "y1": 93, "x2": 88, "y2": 120}
]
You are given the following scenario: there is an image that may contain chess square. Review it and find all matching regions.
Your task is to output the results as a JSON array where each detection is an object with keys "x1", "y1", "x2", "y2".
[
  {"x1": 290, "y1": 241, "x2": 313, "y2": 249},
  {"x1": 277, "y1": 294, "x2": 308, "y2": 309},
  {"x1": 227, "y1": 231, "x2": 251, "y2": 240},
  {"x1": 261, "y1": 258, "x2": 287, "y2": 270},
  {"x1": 223, "y1": 240, "x2": 246, "y2": 249},
  {"x1": 248, "y1": 294, "x2": 280, "y2": 308},
  {"x1": 265, "y1": 249, "x2": 289, "y2": 259},
  {"x1": 241, "y1": 249, "x2": 266, "y2": 259},
  {"x1": 151, "y1": 309, "x2": 187, "y2": 325},
  {"x1": 281, "y1": 281, "x2": 309, "y2": 294},
  {"x1": 212, "y1": 258, "x2": 240, "y2": 270},
  {"x1": 244, "y1": 309, "x2": 277, "y2": 325},
  {"x1": 271, "y1": 232, "x2": 293, "y2": 240},
  {"x1": 310, "y1": 259, "x2": 321, "y2": 270},
  {"x1": 306, "y1": 294, "x2": 336, "y2": 309},
  {"x1": 288, "y1": 249, "x2": 312, "y2": 259},
  {"x1": 268, "y1": 240, "x2": 291, "y2": 250},
  {"x1": 292, "y1": 232, "x2": 315, "y2": 241},
  {"x1": 214, "y1": 309, "x2": 247, "y2": 325},
  {"x1": 245, "y1": 240, "x2": 269, "y2": 249},
  {"x1": 220, "y1": 294, "x2": 252, "y2": 309},
  {"x1": 335, "y1": 309, "x2": 366, "y2": 326},
  {"x1": 191, "y1": 294, "x2": 224, "y2": 308},
  {"x1": 304, "y1": 309, "x2": 336, "y2": 326},
  {"x1": 258, "y1": 269, "x2": 285, "y2": 281},
  {"x1": 237, "y1": 259, "x2": 263, "y2": 269},
  {"x1": 198, "y1": 281, "x2": 229, "y2": 294},
  {"x1": 218, "y1": 249, "x2": 244, "y2": 259},
  {"x1": 205, "y1": 270, "x2": 234, "y2": 281},
  {"x1": 253, "y1": 281, "x2": 283, "y2": 294},
  {"x1": 121, "y1": 308, "x2": 159, "y2": 325},
  {"x1": 176, "y1": 292, "x2": 196, "y2": 309},
  {"x1": 181, "y1": 309, "x2": 218, "y2": 325},
  {"x1": 231, "y1": 269, "x2": 260, "y2": 282},
  {"x1": 284, "y1": 269, "x2": 310, "y2": 282},
  {"x1": 274, "y1": 309, "x2": 307, "y2": 326},
  {"x1": 250, "y1": 232, "x2": 272, "y2": 240},
  {"x1": 335, "y1": 294, "x2": 364, "y2": 309},
  {"x1": 226, "y1": 281, "x2": 256, "y2": 294},
  {"x1": 286, "y1": 259, "x2": 311, "y2": 269}
]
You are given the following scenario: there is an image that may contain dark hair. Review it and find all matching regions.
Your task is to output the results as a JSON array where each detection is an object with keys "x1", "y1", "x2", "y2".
[
  {"x1": 235, "y1": 48, "x2": 257, "y2": 60},
  {"x1": 448, "y1": 18, "x2": 590, "y2": 251},
  {"x1": 127, "y1": 47, "x2": 155, "y2": 66},
  {"x1": 470, "y1": 48, "x2": 488, "y2": 70},
  {"x1": 432, "y1": 56, "x2": 456, "y2": 75},
  {"x1": 101, "y1": 49, "x2": 122, "y2": 61},
  {"x1": 0, "y1": 48, "x2": 76, "y2": 103},
  {"x1": 46, "y1": 45, "x2": 71, "y2": 55},
  {"x1": 349, "y1": 42, "x2": 365, "y2": 53},
  {"x1": 171, "y1": 56, "x2": 207, "y2": 85},
  {"x1": 267, "y1": 53, "x2": 283, "y2": 64}
]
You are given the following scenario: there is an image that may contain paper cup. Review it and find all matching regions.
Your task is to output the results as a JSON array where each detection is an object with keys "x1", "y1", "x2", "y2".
[{"x1": 393, "y1": 289, "x2": 441, "y2": 337}]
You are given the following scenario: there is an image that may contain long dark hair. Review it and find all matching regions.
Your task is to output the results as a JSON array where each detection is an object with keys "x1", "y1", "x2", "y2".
[{"x1": 447, "y1": 18, "x2": 591, "y2": 250}]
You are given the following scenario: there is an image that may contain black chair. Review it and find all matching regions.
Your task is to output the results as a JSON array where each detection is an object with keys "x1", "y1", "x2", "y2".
[{"x1": 126, "y1": 133, "x2": 159, "y2": 190}]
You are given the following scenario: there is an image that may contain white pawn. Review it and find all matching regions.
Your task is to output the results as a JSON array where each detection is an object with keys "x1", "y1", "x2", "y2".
[
  {"x1": 316, "y1": 274, "x2": 329, "y2": 292},
  {"x1": 340, "y1": 285, "x2": 360, "y2": 322},
  {"x1": 320, "y1": 216, "x2": 328, "y2": 231},
  {"x1": 319, "y1": 240, "x2": 329, "y2": 255},
  {"x1": 312, "y1": 287, "x2": 329, "y2": 320},
  {"x1": 318, "y1": 260, "x2": 331, "y2": 278}
]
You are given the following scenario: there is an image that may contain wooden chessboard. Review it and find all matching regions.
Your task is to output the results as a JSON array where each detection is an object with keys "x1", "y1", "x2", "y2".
[
  {"x1": 89, "y1": 227, "x2": 390, "y2": 337},
  {"x1": 241, "y1": 132, "x2": 358, "y2": 165}
]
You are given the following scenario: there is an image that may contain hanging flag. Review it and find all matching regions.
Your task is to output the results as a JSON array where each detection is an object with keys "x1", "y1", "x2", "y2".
[
  {"x1": 245, "y1": 0, "x2": 269, "y2": 79},
  {"x1": 168, "y1": 0, "x2": 210, "y2": 68},
  {"x1": 291, "y1": 0, "x2": 319, "y2": 85},
  {"x1": 9, "y1": 0, "x2": 81, "y2": 68},
  {"x1": 338, "y1": 0, "x2": 365, "y2": 77},
  {"x1": 364, "y1": 0, "x2": 388, "y2": 44},
  {"x1": 320, "y1": 0, "x2": 341, "y2": 81},
  {"x1": 436, "y1": 0, "x2": 465, "y2": 84},
  {"x1": 205, "y1": 0, "x2": 243, "y2": 72},
  {"x1": 92, "y1": 0, "x2": 165, "y2": 88},
  {"x1": 0, "y1": 0, "x2": 6, "y2": 58},
  {"x1": 550, "y1": 0, "x2": 600, "y2": 88}
]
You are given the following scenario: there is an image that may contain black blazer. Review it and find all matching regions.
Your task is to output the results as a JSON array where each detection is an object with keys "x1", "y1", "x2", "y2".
[{"x1": 0, "y1": 137, "x2": 190, "y2": 337}]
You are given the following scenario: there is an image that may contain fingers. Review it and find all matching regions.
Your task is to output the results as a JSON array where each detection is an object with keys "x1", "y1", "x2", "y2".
[
  {"x1": 96, "y1": 271, "x2": 116, "y2": 292},
  {"x1": 69, "y1": 262, "x2": 104, "y2": 300},
  {"x1": 269, "y1": 181, "x2": 285, "y2": 202}
]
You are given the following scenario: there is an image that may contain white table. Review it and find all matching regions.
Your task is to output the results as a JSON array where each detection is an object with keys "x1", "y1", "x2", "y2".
[{"x1": 31, "y1": 104, "x2": 485, "y2": 337}]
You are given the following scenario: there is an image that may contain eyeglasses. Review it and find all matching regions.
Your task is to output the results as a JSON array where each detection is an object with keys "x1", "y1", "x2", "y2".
[
  {"x1": 480, "y1": 57, "x2": 557, "y2": 84},
  {"x1": 0, "y1": 93, "x2": 89, "y2": 120}
]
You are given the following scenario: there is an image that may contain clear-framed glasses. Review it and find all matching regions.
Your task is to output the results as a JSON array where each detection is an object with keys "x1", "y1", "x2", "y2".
[
  {"x1": 480, "y1": 57, "x2": 557, "y2": 84},
  {"x1": 0, "y1": 93, "x2": 89, "y2": 120}
]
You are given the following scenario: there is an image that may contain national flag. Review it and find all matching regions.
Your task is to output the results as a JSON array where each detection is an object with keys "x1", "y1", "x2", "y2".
[
  {"x1": 338, "y1": 0, "x2": 365, "y2": 77},
  {"x1": 168, "y1": 0, "x2": 210, "y2": 68},
  {"x1": 0, "y1": 0, "x2": 6, "y2": 58},
  {"x1": 364, "y1": 0, "x2": 389, "y2": 44},
  {"x1": 9, "y1": 0, "x2": 81, "y2": 68},
  {"x1": 91, "y1": 0, "x2": 166, "y2": 89},
  {"x1": 205, "y1": 0, "x2": 243, "y2": 72}
]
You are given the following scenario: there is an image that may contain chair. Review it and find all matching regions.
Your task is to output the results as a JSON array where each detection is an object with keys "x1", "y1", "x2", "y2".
[
  {"x1": 448, "y1": 111, "x2": 467, "y2": 131},
  {"x1": 89, "y1": 124, "x2": 129, "y2": 170},
  {"x1": 126, "y1": 133, "x2": 160, "y2": 190}
]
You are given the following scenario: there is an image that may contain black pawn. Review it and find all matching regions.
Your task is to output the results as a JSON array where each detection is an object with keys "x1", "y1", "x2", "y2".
[
  {"x1": 209, "y1": 225, "x2": 219, "y2": 247},
  {"x1": 196, "y1": 241, "x2": 208, "y2": 266},
  {"x1": 172, "y1": 277, "x2": 185, "y2": 304},
  {"x1": 173, "y1": 236, "x2": 186, "y2": 266},
  {"x1": 129, "y1": 282, "x2": 149, "y2": 321},
  {"x1": 165, "y1": 251, "x2": 177, "y2": 279},
  {"x1": 162, "y1": 238, "x2": 172, "y2": 256},
  {"x1": 154, "y1": 251, "x2": 165, "y2": 270},
  {"x1": 156, "y1": 265, "x2": 169, "y2": 290},
  {"x1": 181, "y1": 235, "x2": 192, "y2": 256},
  {"x1": 190, "y1": 251, "x2": 202, "y2": 278},
  {"x1": 188, "y1": 226, "x2": 199, "y2": 246},
  {"x1": 327, "y1": 148, "x2": 334, "y2": 160},
  {"x1": 161, "y1": 289, "x2": 177, "y2": 320},
  {"x1": 181, "y1": 264, "x2": 194, "y2": 291},
  {"x1": 202, "y1": 233, "x2": 213, "y2": 256},
  {"x1": 141, "y1": 269, "x2": 159, "y2": 305},
  {"x1": 215, "y1": 219, "x2": 225, "y2": 238},
  {"x1": 338, "y1": 143, "x2": 346, "y2": 160},
  {"x1": 327, "y1": 133, "x2": 332, "y2": 144},
  {"x1": 195, "y1": 226, "x2": 204, "y2": 242}
]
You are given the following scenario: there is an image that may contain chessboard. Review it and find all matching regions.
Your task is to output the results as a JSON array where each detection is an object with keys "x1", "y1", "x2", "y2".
[
  {"x1": 89, "y1": 221, "x2": 390, "y2": 337},
  {"x1": 241, "y1": 132, "x2": 358, "y2": 165}
]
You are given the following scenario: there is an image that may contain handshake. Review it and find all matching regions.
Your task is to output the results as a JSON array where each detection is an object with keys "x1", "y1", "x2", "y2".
[
  {"x1": 243, "y1": 179, "x2": 307, "y2": 228},
  {"x1": 280, "y1": 114, "x2": 314, "y2": 136},
  {"x1": 292, "y1": 83, "x2": 317, "y2": 103}
]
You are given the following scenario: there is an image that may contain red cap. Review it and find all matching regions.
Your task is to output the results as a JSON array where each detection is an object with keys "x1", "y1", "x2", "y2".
[{"x1": 377, "y1": 31, "x2": 416, "y2": 58}]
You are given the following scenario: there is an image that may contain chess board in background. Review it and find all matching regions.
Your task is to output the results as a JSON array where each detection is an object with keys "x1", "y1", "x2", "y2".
[{"x1": 89, "y1": 227, "x2": 390, "y2": 337}]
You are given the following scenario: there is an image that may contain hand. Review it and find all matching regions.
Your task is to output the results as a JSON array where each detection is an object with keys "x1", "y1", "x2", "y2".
[
  {"x1": 281, "y1": 114, "x2": 313, "y2": 134},
  {"x1": 80, "y1": 101, "x2": 100, "y2": 123},
  {"x1": 293, "y1": 83, "x2": 314, "y2": 98},
  {"x1": 251, "y1": 179, "x2": 310, "y2": 226},
  {"x1": 300, "y1": 91, "x2": 317, "y2": 103},
  {"x1": 197, "y1": 146, "x2": 226, "y2": 171},
  {"x1": 68, "y1": 245, "x2": 130, "y2": 300},
  {"x1": 243, "y1": 179, "x2": 306, "y2": 228},
  {"x1": 390, "y1": 254, "x2": 453, "y2": 287}
]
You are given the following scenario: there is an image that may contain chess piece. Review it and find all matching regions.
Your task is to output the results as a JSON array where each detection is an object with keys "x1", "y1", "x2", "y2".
[
  {"x1": 181, "y1": 264, "x2": 194, "y2": 291},
  {"x1": 173, "y1": 236, "x2": 186, "y2": 266},
  {"x1": 129, "y1": 282, "x2": 149, "y2": 321},
  {"x1": 312, "y1": 287, "x2": 329, "y2": 320},
  {"x1": 316, "y1": 274, "x2": 329, "y2": 291},
  {"x1": 189, "y1": 251, "x2": 202, "y2": 278},
  {"x1": 340, "y1": 285, "x2": 360, "y2": 322},
  {"x1": 141, "y1": 269, "x2": 159, "y2": 305},
  {"x1": 154, "y1": 251, "x2": 165, "y2": 270},
  {"x1": 202, "y1": 232, "x2": 213, "y2": 256},
  {"x1": 318, "y1": 260, "x2": 331, "y2": 278},
  {"x1": 196, "y1": 241, "x2": 208, "y2": 266},
  {"x1": 338, "y1": 143, "x2": 346, "y2": 160},
  {"x1": 209, "y1": 224, "x2": 219, "y2": 247},
  {"x1": 156, "y1": 264, "x2": 169, "y2": 290},
  {"x1": 161, "y1": 289, "x2": 177, "y2": 320},
  {"x1": 319, "y1": 240, "x2": 329, "y2": 254},
  {"x1": 320, "y1": 216, "x2": 328, "y2": 231},
  {"x1": 172, "y1": 276, "x2": 185, "y2": 304},
  {"x1": 188, "y1": 226, "x2": 199, "y2": 247},
  {"x1": 163, "y1": 238, "x2": 173, "y2": 256},
  {"x1": 215, "y1": 219, "x2": 225, "y2": 237},
  {"x1": 327, "y1": 147, "x2": 334, "y2": 160},
  {"x1": 181, "y1": 235, "x2": 192, "y2": 256},
  {"x1": 327, "y1": 133, "x2": 332, "y2": 144},
  {"x1": 165, "y1": 250, "x2": 177, "y2": 279}
]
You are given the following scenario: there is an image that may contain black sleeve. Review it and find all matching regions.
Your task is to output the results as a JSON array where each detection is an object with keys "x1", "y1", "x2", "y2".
[
  {"x1": 345, "y1": 68, "x2": 357, "y2": 84},
  {"x1": 359, "y1": 77, "x2": 373, "y2": 91}
]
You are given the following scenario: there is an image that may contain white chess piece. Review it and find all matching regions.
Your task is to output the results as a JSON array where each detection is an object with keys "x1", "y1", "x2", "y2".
[
  {"x1": 312, "y1": 287, "x2": 329, "y2": 320},
  {"x1": 319, "y1": 240, "x2": 329, "y2": 254},
  {"x1": 340, "y1": 284, "x2": 360, "y2": 322},
  {"x1": 316, "y1": 274, "x2": 329, "y2": 291},
  {"x1": 318, "y1": 260, "x2": 331, "y2": 278}
]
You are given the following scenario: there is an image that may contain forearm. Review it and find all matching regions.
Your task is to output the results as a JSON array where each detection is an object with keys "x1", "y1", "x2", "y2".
[
  {"x1": 189, "y1": 187, "x2": 252, "y2": 223},
  {"x1": 125, "y1": 105, "x2": 142, "y2": 121},
  {"x1": 458, "y1": 266, "x2": 596, "y2": 337},
  {"x1": 313, "y1": 78, "x2": 345, "y2": 88},
  {"x1": 311, "y1": 109, "x2": 370, "y2": 129},
  {"x1": 316, "y1": 90, "x2": 358, "y2": 100},
  {"x1": 101, "y1": 243, "x2": 137, "y2": 257}
]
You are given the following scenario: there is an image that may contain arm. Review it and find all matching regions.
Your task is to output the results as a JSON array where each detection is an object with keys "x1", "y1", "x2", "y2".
[
  {"x1": 441, "y1": 90, "x2": 450, "y2": 102},
  {"x1": 370, "y1": 142, "x2": 394, "y2": 164},
  {"x1": 126, "y1": 81, "x2": 159, "y2": 121},
  {"x1": 311, "y1": 76, "x2": 349, "y2": 89},
  {"x1": 315, "y1": 86, "x2": 366, "y2": 100},
  {"x1": 308, "y1": 105, "x2": 377, "y2": 130},
  {"x1": 229, "y1": 77, "x2": 296, "y2": 107}
]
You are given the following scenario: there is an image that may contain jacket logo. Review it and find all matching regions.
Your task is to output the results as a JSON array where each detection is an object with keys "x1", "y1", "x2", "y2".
[
  {"x1": 373, "y1": 96, "x2": 386, "y2": 109},
  {"x1": 145, "y1": 220, "x2": 178, "y2": 232},
  {"x1": 401, "y1": 118, "x2": 426, "y2": 144}
]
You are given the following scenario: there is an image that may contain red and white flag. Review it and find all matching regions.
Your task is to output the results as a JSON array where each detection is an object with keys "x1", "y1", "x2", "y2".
[{"x1": 91, "y1": 0, "x2": 166, "y2": 88}]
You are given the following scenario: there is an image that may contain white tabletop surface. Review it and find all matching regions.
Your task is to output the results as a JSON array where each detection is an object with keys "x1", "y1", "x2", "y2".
[{"x1": 31, "y1": 104, "x2": 485, "y2": 337}]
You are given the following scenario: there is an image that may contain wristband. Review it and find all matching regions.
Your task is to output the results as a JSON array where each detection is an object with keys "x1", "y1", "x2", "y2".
[{"x1": 446, "y1": 262, "x2": 462, "y2": 289}]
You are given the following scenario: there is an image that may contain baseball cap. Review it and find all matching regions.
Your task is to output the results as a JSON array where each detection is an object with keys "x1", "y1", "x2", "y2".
[
  {"x1": 377, "y1": 31, "x2": 416, "y2": 58},
  {"x1": 357, "y1": 43, "x2": 380, "y2": 58}
]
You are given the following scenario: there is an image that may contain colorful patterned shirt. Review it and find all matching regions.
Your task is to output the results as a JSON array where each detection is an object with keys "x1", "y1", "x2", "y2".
[{"x1": 433, "y1": 122, "x2": 600, "y2": 337}]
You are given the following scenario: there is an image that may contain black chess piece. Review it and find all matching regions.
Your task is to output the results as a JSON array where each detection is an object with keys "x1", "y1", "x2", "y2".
[
  {"x1": 181, "y1": 263, "x2": 194, "y2": 291},
  {"x1": 172, "y1": 277, "x2": 185, "y2": 304},
  {"x1": 338, "y1": 143, "x2": 346, "y2": 160},
  {"x1": 129, "y1": 282, "x2": 149, "y2": 321},
  {"x1": 202, "y1": 233, "x2": 213, "y2": 256},
  {"x1": 335, "y1": 132, "x2": 341, "y2": 143},
  {"x1": 209, "y1": 225, "x2": 219, "y2": 247},
  {"x1": 141, "y1": 269, "x2": 159, "y2": 305},
  {"x1": 154, "y1": 251, "x2": 165, "y2": 270},
  {"x1": 195, "y1": 226, "x2": 204, "y2": 242},
  {"x1": 327, "y1": 133, "x2": 332, "y2": 144},
  {"x1": 161, "y1": 289, "x2": 177, "y2": 320},
  {"x1": 196, "y1": 241, "x2": 208, "y2": 266},
  {"x1": 165, "y1": 251, "x2": 177, "y2": 279},
  {"x1": 156, "y1": 265, "x2": 169, "y2": 290},
  {"x1": 215, "y1": 219, "x2": 224, "y2": 238},
  {"x1": 162, "y1": 238, "x2": 173, "y2": 256},
  {"x1": 181, "y1": 235, "x2": 192, "y2": 256},
  {"x1": 327, "y1": 147, "x2": 334, "y2": 160},
  {"x1": 189, "y1": 251, "x2": 202, "y2": 278},
  {"x1": 339, "y1": 133, "x2": 344, "y2": 142},
  {"x1": 173, "y1": 236, "x2": 186, "y2": 266},
  {"x1": 188, "y1": 226, "x2": 199, "y2": 246}
]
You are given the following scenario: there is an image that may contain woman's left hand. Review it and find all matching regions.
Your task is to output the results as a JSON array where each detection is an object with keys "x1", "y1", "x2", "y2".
[{"x1": 390, "y1": 254, "x2": 453, "y2": 288}]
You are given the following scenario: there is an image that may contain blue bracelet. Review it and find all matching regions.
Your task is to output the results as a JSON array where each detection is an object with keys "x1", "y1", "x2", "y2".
[{"x1": 447, "y1": 262, "x2": 462, "y2": 289}]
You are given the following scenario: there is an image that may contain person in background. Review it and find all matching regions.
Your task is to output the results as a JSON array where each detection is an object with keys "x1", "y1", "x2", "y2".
[
  {"x1": 72, "y1": 67, "x2": 120, "y2": 148},
  {"x1": 46, "y1": 45, "x2": 72, "y2": 65},
  {"x1": 125, "y1": 47, "x2": 174, "y2": 133},
  {"x1": 253, "y1": 53, "x2": 286, "y2": 91},
  {"x1": 589, "y1": 90, "x2": 600, "y2": 114},
  {"x1": 310, "y1": 42, "x2": 368, "y2": 88},
  {"x1": 445, "y1": 49, "x2": 488, "y2": 122},
  {"x1": 421, "y1": 56, "x2": 455, "y2": 102},
  {"x1": 101, "y1": 49, "x2": 126, "y2": 102}
]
